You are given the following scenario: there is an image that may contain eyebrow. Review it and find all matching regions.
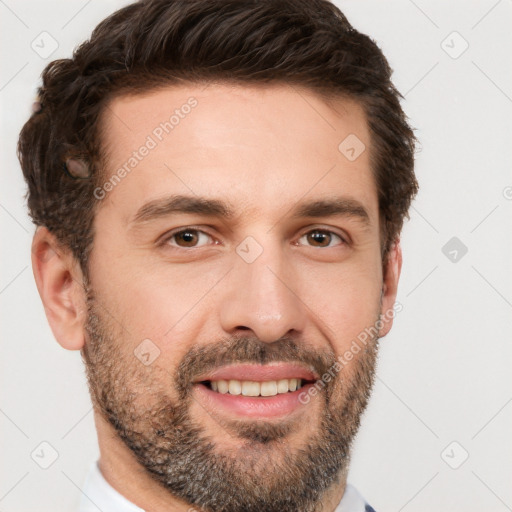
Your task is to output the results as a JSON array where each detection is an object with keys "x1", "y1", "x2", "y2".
[
  {"x1": 130, "y1": 194, "x2": 370, "y2": 226},
  {"x1": 293, "y1": 198, "x2": 369, "y2": 225},
  {"x1": 131, "y1": 195, "x2": 235, "y2": 224}
]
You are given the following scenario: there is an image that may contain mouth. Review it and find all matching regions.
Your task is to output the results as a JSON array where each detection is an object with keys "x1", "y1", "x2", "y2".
[
  {"x1": 200, "y1": 377, "x2": 310, "y2": 396},
  {"x1": 192, "y1": 364, "x2": 319, "y2": 418}
]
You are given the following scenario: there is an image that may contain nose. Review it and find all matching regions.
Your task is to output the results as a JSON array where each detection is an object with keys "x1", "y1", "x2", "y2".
[{"x1": 218, "y1": 239, "x2": 307, "y2": 343}]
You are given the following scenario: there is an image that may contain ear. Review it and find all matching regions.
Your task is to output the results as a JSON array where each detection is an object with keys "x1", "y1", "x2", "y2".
[
  {"x1": 31, "y1": 226, "x2": 87, "y2": 350},
  {"x1": 378, "y1": 239, "x2": 402, "y2": 338}
]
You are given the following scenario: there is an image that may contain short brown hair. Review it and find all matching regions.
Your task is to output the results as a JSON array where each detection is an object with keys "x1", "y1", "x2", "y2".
[{"x1": 18, "y1": 0, "x2": 418, "y2": 279}]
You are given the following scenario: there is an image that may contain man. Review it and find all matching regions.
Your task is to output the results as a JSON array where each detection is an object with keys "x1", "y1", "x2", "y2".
[{"x1": 18, "y1": 0, "x2": 418, "y2": 510}]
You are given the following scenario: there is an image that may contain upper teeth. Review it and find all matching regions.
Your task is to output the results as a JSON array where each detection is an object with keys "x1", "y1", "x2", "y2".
[{"x1": 210, "y1": 378, "x2": 303, "y2": 396}]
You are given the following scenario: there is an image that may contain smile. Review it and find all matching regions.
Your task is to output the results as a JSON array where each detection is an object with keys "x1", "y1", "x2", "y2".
[
  {"x1": 192, "y1": 364, "x2": 318, "y2": 418},
  {"x1": 204, "y1": 378, "x2": 307, "y2": 396}
]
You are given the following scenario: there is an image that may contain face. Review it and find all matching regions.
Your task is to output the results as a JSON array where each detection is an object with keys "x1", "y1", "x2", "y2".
[{"x1": 81, "y1": 83, "x2": 396, "y2": 512}]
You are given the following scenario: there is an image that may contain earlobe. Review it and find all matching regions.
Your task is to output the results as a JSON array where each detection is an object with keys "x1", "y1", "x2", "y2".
[
  {"x1": 31, "y1": 227, "x2": 87, "y2": 350},
  {"x1": 379, "y1": 239, "x2": 402, "y2": 338}
]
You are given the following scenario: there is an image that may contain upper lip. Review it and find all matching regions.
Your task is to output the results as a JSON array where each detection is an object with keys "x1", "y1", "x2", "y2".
[{"x1": 193, "y1": 363, "x2": 319, "y2": 383}]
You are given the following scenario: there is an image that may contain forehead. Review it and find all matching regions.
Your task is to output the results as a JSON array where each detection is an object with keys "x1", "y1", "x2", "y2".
[{"x1": 97, "y1": 83, "x2": 377, "y2": 223}]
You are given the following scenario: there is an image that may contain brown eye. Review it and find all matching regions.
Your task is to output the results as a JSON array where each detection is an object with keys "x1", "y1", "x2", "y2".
[
  {"x1": 299, "y1": 229, "x2": 343, "y2": 248},
  {"x1": 166, "y1": 229, "x2": 212, "y2": 248}
]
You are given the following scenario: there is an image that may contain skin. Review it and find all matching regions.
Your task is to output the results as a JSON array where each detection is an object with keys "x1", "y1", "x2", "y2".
[{"x1": 31, "y1": 83, "x2": 402, "y2": 512}]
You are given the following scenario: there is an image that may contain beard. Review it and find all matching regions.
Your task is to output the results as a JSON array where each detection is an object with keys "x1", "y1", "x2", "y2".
[{"x1": 81, "y1": 286, "x2": 380, "y2": 512}]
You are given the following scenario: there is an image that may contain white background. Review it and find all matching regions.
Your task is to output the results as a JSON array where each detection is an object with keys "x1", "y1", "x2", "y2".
[{"x1": 1, "y1": 1, "x2": 511, "y2": 511}]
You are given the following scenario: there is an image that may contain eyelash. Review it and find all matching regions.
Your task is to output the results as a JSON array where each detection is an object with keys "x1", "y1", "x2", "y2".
[{"x1": 159, "y1": 226, "x2": 348, "y2": 250}]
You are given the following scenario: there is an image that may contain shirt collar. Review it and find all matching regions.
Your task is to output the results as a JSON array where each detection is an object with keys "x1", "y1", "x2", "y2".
[{"x1": 79, "y1": 461, "x2": 144, "y2": 512}]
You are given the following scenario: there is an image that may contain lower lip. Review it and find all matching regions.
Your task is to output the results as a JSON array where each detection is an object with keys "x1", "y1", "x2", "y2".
[{"x1": 193, "y1": 383, "x2": 315, "y2": 419}]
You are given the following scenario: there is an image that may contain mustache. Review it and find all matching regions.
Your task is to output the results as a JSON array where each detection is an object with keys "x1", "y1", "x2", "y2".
[{"x1": 174, "y1": 335, "x2": 337, "y2": 399}]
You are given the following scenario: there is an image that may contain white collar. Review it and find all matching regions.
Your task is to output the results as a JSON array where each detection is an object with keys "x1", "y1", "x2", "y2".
[
  {"x1": 79, "y1": 461, "x2": 144, "y2": 512},
  {"x1": 79, "y1": 460, "x2": 369, "y2": 512}
]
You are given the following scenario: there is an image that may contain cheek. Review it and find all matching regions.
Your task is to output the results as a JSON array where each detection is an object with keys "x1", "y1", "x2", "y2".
[
  {"x1": 301, "y1": 260, "x2": 382, "y2": 352},
  {"x1": 89, "y1": 257, "x2": 227, "y2": 365}
]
